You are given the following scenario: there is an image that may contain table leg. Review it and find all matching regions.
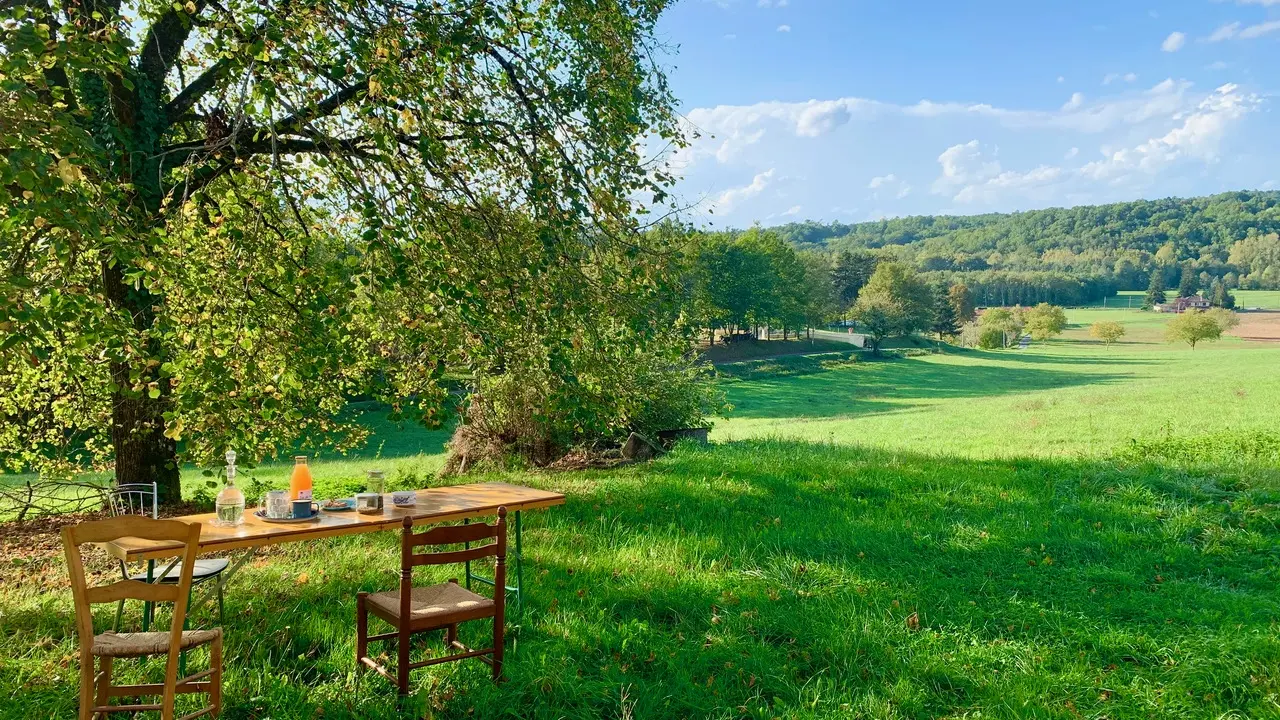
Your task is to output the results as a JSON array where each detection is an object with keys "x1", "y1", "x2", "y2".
[
  {"x1": 142, "y1": 560, "x2": 155, "y2": 631},
  {"x1": 187, "y1": 547, "x2": 255, "y2": 620},
  {"x1": 514, "y1": 509, "x2": 523, "y2": 616},
  {"x1": 463, "y1": 517, "x2": 472, "y2": 591}
]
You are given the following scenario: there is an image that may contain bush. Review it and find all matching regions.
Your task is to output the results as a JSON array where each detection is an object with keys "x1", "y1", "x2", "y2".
[
  {"x1": 1117, "y1": 431, "x2": 1280, "y2": 467},
  {"x1": 442, "y1": 331, "x2": 723, "y2": 473}
]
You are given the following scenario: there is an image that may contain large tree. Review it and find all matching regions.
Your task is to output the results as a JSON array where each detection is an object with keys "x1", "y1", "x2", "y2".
[
  {"x1": 849, "y1": 262, "x2": 932, "y2": 353},
  {"x1": 1143, "y1": 268, "x2": 1168, "y2": 310},
  {"x1": 930, "y1": 282, "x2": 959, "y2": 341},
  {"x1": 1165, "y1": 309, "x2": 1223, "y2": 350},
  {"x1": 1, "y1": 0, "x2": 683, "y2": 499},
  {"x1": 1023, "y1": 303, "x2": 1067, "y2": 341},
  {"x1": 1177, "y1": 265, "x2": 1199, "y2": 298}
]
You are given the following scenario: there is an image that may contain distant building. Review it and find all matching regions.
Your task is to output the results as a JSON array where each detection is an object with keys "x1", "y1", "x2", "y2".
[{"x1": 1155, "y1": 295, "x2": 1211, "y2": 313}]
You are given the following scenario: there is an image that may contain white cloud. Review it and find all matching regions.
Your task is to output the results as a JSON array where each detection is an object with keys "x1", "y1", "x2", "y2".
[
  {"x1": 1080, "y1": 83, "x2": 1259, "y2": 181},
  {"x1": 1062, "y1": 92, "x2": 1085, "y2": 111},
  {"x1": 1240, "y1": 19, "x2": 1280, "y2": 38},
  {"x1": 795, "y1": 100, "x2": 851, "y2": 136},
  {"x1": 953, "y1": 165, "x2": 1065, "y2": 205},
  {"x1": 1207, "y1": 22, "x2": 1241, "y2": 42},
  {"x1": 1057, "y1": 76, "x2": 1066, "y2": 84},
  {"x1": 713, "y1": 169, "x2": 775, "y2": 212},
  {"x1": 1124, "y1": 73, "x2": 1138, "y2": 83},
  {"x1": 776, "y1": 24, "x2": 791, "y2": 32},
  {"x1": 1102, "y1": 73, "x2": 1120, "y2": 86},
  {"x1": 665, "y1": 79, "x2": 1265, "y2": 223},
  {"x1": 723, "y1": 33, "x2": 737, "y2": 40},
  {"x1": 781, "y1": 204, "x2": 802, "y2": 216},
  {"x1": 1205, "y1": 18, "x2": 1280, "y2": 41},
  {"x1": 1207, "y1": 60, "x2": 1230, "y2": 70},
  {"x1": 1237, "y1": 0, "x2": 1280, "y2": 5},
  {"x1": 929, "y1": 84, "x2": 1261, "y2": 208},
  {"x1": 933, "y1": 140, "x2": 1002, "y2": 193},
  {"x1": 1162, "y1": 31, "x2": 1186, "y2": 52},
  {"x1": 758, "y1": 0, "x2": 789, "y2": 6}
]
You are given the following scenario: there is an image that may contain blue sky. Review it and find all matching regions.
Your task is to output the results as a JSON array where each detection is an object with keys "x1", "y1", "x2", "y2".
[{"x1": 652, "y1": 0, "x2": 1280, "y2": 227}]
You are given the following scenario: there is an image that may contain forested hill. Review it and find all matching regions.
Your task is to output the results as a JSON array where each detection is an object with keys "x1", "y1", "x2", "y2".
[{"x1": 769, "y1": 191, "x2": 1280, "y2": 259}]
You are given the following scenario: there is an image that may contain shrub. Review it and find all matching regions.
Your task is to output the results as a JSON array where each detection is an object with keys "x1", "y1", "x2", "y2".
[
  {"x1": 442, "y1": 332, "x2": 723, "y2": 473},
  {"x1": 1117, "y1": 431, "x2": 1280, "y2": 467}
]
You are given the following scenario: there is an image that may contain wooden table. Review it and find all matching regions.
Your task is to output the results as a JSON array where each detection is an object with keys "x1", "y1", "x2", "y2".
[{"x1": 103, "y1": 482, "x2": 565, "y2": 625}]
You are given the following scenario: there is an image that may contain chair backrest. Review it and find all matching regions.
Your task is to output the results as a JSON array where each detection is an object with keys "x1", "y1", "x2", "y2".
[
  {"x1": 107, "y1": 482, "x2": 159, "y2": 519},
  {"x1": 62, "y1": 517, "x2": 202, "y2": 666},
  {"x1": 400, "y1": 507, "x2": 507, "y2": 571},
  {"x1": 399, "y1": 509, "x2": 507, "y2": 624}
]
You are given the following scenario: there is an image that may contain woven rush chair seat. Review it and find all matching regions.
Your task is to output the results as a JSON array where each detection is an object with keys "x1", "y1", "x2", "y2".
[
  {"x1": 93, "y1": 629, "x2": 222, "y2": 658},
  {"x1": 367, "y1": 582, "x2": 493, "y2": 626}
]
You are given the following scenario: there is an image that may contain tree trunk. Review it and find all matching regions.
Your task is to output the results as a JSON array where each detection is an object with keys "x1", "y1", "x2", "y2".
[{"x1": 102, "y1": 256, "x2": 181, "y2": 503}]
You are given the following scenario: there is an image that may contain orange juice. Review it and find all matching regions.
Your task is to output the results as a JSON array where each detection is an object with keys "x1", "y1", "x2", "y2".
[{"x1": 289, "y1": 456, "x2": 313, "y2": 500}]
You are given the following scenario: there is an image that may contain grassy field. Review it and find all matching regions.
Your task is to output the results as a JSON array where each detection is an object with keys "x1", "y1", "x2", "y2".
[
  {"x1": 1081, "y1": 289, "x2": 1280, "y2": 310},
  {"x1": 3, "y1": 309, "x2": 1279, "y2": 719}
]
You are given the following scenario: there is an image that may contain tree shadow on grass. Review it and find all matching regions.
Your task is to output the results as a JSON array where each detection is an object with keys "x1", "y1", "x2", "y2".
[
  {"x1": 502, "y1": 439, "x2": 1280, "y2": 717},
  {"x1": 723, "y1": 356, "x2": 1132, "y2": 420}
]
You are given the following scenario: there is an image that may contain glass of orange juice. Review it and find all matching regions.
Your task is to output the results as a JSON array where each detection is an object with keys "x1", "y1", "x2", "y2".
[{"x1": 289, "y1": 456, "x2": 313, "y2": 500}]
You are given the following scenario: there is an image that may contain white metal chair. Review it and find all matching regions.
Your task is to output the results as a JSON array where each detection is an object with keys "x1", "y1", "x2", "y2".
[{"x1": 107, "y1": 483, "x2": 228, "y2": 630}]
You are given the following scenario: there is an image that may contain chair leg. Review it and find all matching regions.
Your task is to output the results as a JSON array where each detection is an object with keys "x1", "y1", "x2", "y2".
[
  {"x1": 95, "y1": 656, "x2": 112, "y2": 712},
  {"x1": 355, "y1": 593, "x2": 368, "y2": 672},
  {"x1": 492, "y1": 616, "x2": 504, "y2": 682},
  {"x1": 210, "y1": 634, "x2": 223, "y2": 717},
  {"x1": 78, "y1": 651, "x2": 95, "y2": 720},
  {"x1": 396, "y1": 627, "x2": 410, "y2": 696},
  {"x1": 216, "y1": 581, "x2": 225, "y2": 626},
  {"x1": 445, "y1": 624, "x2": 457, "y2": 649}
]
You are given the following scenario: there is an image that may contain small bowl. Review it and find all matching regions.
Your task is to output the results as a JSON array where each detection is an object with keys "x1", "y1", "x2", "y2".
[{"x1": 390, "y1": 490, "x2": 416, "y2": 507}]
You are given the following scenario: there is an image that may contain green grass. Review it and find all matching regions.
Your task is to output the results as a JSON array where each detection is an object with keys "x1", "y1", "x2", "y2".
[
  {"x1": 701, "y1": 337, "x2": 852, "y2": 364},
  {"x1": 4, "y1": 320, "x2": 1280, "y2": 718},
  {"x1": 1080, "y1": 289, "x2": 1280, "y2": 310}
]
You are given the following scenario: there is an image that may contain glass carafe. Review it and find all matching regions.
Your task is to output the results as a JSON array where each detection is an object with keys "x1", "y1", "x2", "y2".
[{"x1": 214, "y1": 450, "x2": 245, "y2": 527}]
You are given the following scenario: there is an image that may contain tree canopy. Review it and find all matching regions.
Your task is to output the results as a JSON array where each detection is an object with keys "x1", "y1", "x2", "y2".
[{"x1": 1, "y1": 0, "x2": 685, "y2": 496}]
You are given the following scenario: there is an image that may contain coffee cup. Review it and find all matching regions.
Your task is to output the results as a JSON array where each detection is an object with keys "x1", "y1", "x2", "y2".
[{"x1": 292, "y1": 499, "x2": 318, "y2": 519}]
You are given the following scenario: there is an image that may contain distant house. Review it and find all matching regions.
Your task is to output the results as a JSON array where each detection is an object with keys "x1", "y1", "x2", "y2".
[{"x1": 1155, "y1": 295, "x2": 1211, "y2": 313}]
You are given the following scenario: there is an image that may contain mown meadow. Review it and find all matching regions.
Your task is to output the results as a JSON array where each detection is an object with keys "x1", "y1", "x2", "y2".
[{"x1": 2, "y1": 305, "x2": 1278, "y2": 719}]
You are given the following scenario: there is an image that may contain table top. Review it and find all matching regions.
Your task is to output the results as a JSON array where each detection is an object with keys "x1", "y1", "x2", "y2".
[{"x1": 102, "y1": 481, "x2": 565, "y2": 562}]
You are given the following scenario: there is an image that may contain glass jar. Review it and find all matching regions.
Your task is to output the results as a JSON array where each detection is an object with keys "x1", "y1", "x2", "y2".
[{"x1": 366, "y1": 469, "x2": 386, "y2": 495}]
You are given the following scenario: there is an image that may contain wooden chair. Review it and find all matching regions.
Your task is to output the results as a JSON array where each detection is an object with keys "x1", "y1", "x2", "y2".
[
  {"x1": 62, "y1": 516, "x2": 222, "y2": 720},
  {"x1": 357, "y1": 508, "x2": 507, "y2": 694}
]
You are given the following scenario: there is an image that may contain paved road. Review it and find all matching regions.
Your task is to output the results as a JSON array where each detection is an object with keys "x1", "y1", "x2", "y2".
[{"x1": 809, "y1": 329, "x2": 868, "y2": 348}]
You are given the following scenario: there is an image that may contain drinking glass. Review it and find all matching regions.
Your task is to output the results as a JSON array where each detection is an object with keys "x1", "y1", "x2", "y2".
[{"x1": 265, "y1": 490, "x2": 291, "y2": 519}]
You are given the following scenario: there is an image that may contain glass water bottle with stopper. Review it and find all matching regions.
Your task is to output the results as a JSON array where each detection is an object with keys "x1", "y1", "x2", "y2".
[{"x1": 213, "y1": 450, "x2": 246, "y2": 527}]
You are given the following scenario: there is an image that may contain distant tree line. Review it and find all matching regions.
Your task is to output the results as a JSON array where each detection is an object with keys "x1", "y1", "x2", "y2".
[
  {"x1": 674, "y1": 224, "x2": 979, "y2": 351},
  {"x1": 761, "y1": 191, "x2": 1280, "y2": 294}
]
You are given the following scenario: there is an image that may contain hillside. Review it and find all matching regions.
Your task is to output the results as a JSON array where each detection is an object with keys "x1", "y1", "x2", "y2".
[{"x1": 770, "y1": 191, "x2": 1280, "y2": 257}]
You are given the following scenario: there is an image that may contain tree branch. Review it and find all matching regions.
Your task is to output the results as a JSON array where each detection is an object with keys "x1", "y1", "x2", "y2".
[
  {"x1": 163, "y1": 57, "x2": 232, "y2": 126},
  {"x1": 138, "y1": 1, "x2": 209, "y2": 93}
]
